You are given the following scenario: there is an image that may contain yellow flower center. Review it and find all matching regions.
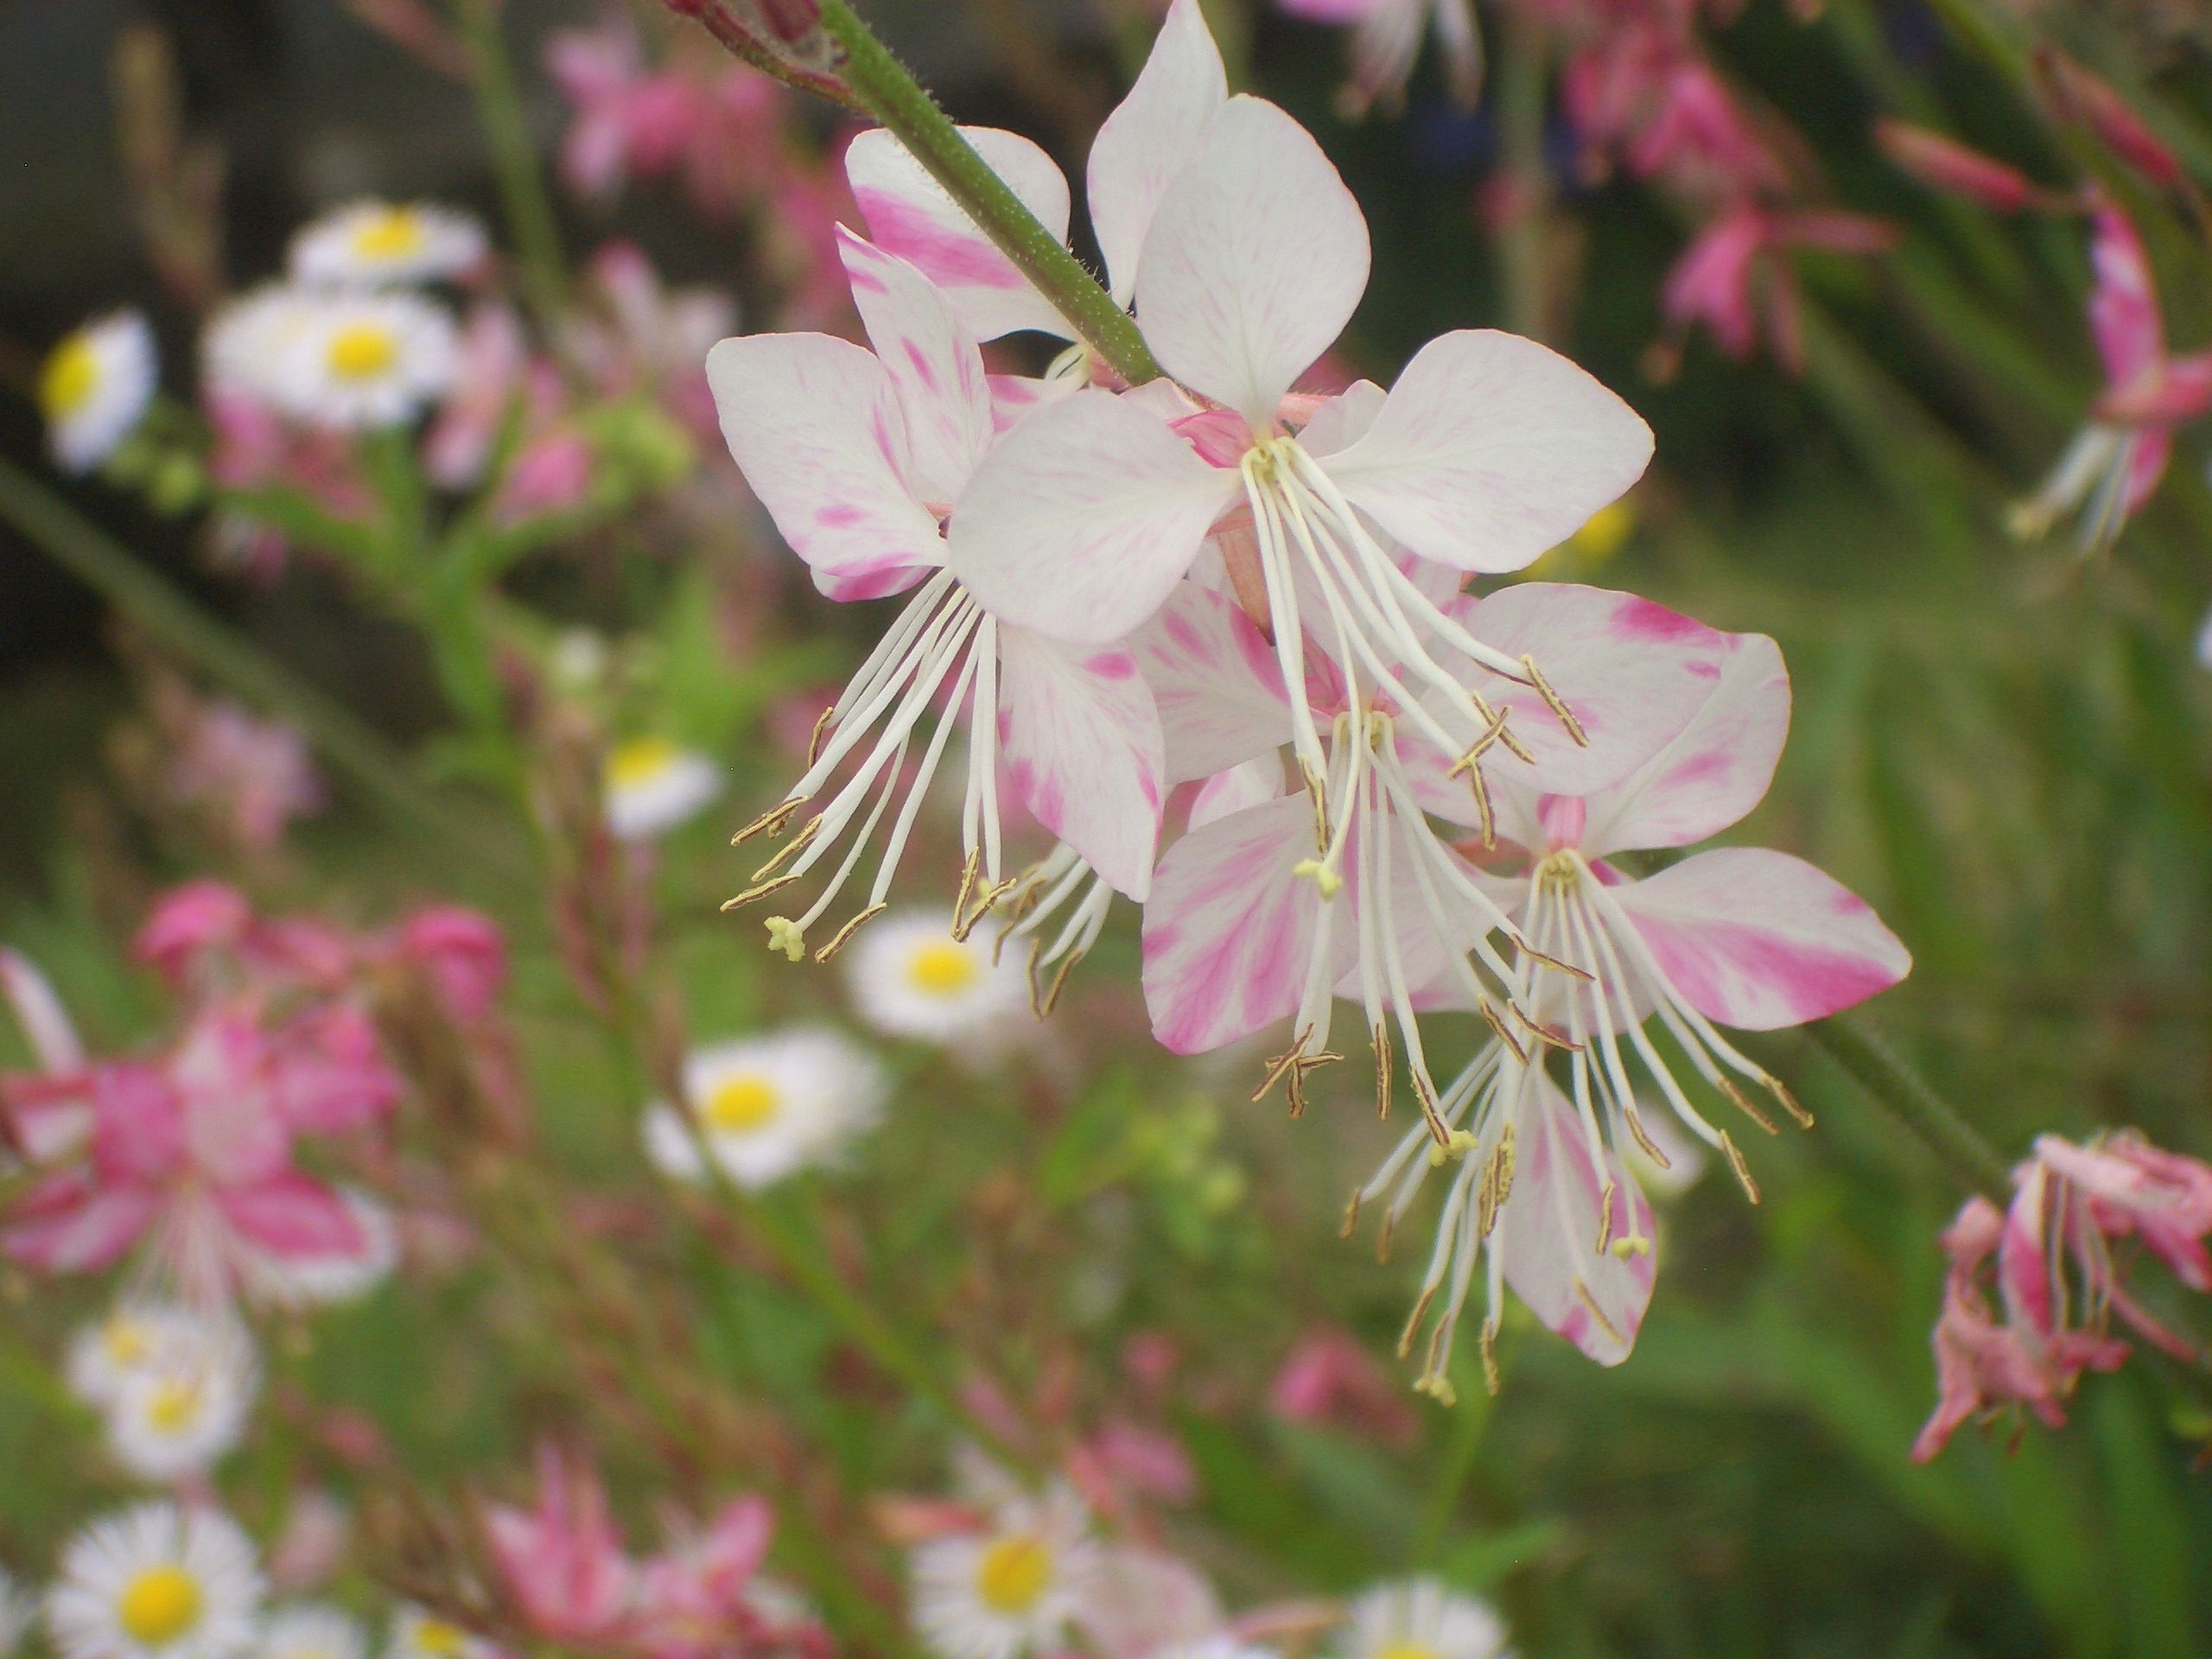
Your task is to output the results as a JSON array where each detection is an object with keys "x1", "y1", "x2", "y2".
[
  {"x1": 40, "y1": 336, "x2": 101, "y2": 421},
  {"x1": 104, "y1": 1316, "x2": 152, "y2": 1365},
  {"x1": 412, "y1": 1621, "x2": 467, "y2": 1657},
  {"x1": 607, "y1": 737, "x2": 680, "y2": 791},
  {"x1": 906, "y1": 942, "x2": 977, "y2": 997},
  {"x1": 145, "y1": 1378, "x2": 202, "y2": 1433},
  {"x1": 702, "y1": 1073, "x2": 781, "y2": 1133},
  {"x1": 118, "y1": 1566, "x2": 202, "y2": 1645},
  {"x1": 325, "y1": 323, "x2": 399, "y2": 382},
  {"x1": 352, "y1": 207, "x2": 428, "y2": 263},
  {"x1": 1376, "y1": 1643, "x2": 1440, "y2": 1659},
  {"x1": 973, "y1": 1534, "x2": 1052, "y2": 1614}
]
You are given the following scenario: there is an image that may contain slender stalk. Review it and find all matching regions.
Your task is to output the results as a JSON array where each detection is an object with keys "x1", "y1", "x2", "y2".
[
  {"x1": 1802, "y1": 1014, "x2": 2014, "y2": 1201},
  {"x1": 453, "y1": 0, "x2": 567, "y2": 323},
  {"x1": 0, "y1": 456, "x2": 518, "y2": 880}
]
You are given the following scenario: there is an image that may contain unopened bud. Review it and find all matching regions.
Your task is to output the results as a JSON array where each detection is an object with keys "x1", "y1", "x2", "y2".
[
  {"x1": 2037, "y1": 49, "x2": 2182, "y2": 191},
  {"x1": 1874, "y1": 120, "x2": 2037, "y2": 213}
]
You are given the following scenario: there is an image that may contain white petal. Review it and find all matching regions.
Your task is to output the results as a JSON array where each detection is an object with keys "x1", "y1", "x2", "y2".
[
  {"x1": 1189, "y1": 754, "x2": 1285, "y2": 830},
  {"x1": 1322, "y1": 329, "x2": 1653, "y2": 573},
  {"x1": 1134, "y1": 96, "x2": 1370, "y2": 426},
  {"x1": 707, "y1": 333, "x2": 940, "y2": 600},
  {"x1": 1611, "y1": 847, "x2": 1912, "y2": 1030},
  {"x1": 1141, "y1": 795, "x2": 1319, "y2": 1053},
  {"x1": 837, "y1": 228, "x2": 995, "y2": 502},
  {"x1": 1087, "y1": 0, "x2": 1227, "y2": 305},
  {"x1": 1294, "y1": 378, "x2": 1387, "y2": 456},
  {"x1": 949, "y1": 388, "x2": 1237, "y2": 643},
  {"x1": 1129, "y1": 582, "x2": 1293, "y2": 783},
  {"x1": 995, "y1": 629, "x2": 1166, "y2": 899},
  {"x1": 1581, "y1": 631, "x2": 1790, "y2": 855},
  {"x1": 845, "y1": 126, "x2": 1075, "y2": 342}
]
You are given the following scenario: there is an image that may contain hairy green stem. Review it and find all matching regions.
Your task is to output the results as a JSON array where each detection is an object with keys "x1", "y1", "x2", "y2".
[
  {"x1": 454, "y1": 0, "x2": 567, "y2": 323},
  {"x1": 1802, "y1": 1014, "x2": 2014, "y2": 1201},
  {"x1": 0, "y1": 456, "x2": 518, "y2": 879}
]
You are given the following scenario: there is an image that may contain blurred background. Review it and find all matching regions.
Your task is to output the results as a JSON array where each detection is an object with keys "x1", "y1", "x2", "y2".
[{"x1": 1, "y1": 1, "x2": 2209, "y2": 1656}]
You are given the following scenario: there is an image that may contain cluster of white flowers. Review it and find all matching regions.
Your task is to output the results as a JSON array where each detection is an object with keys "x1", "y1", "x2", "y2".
[
  {"x1": 199, "y1": 202, "x2": 483, "y2": 431},
  {"x1": 66, "y1": 1301, "x2": 259, "y2": 1484}
]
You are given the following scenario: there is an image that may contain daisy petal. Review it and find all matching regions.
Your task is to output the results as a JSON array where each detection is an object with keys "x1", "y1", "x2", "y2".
[
  {"x1": 1141, "y1": 795, "x2": 1319, "y2": 1052},
  {"x1": 1501, "y1": 1073, "x2": 1656, "y2": 1365},
  {"x1": 1088, "y1": 0, "x2": 1227, "y2": 305},
  {"x1": 950, "y1": 389, "x2": 1237, "y2": 643},
  {"x1": 707, "y1": 332, "x2": 942, "y2": 601},
  {"x1": 1582, "y1": 631, "x2": 1790, "y2": 855},
  {"x1": 1613, "y1": 847, "x2": 1910, "y2": 1029},
  {"x1": 1135, "y1": 95, "x2": 1370, "y2": 426},
  {"x1": 995, "y1": 629, "x2": 1166, "y2": 899},
  {"x1": 837, "y1": 228, "x2": 996, "y2": 502},
  {"x1": 846, "y1": 127, "x2": 1075, "y2": 342},
  {"x1": 1322, "y1": 329, "x2": 1653, "y2": 574}
]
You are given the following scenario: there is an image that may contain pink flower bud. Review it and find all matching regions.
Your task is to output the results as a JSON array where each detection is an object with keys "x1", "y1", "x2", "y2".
[{"x1": 1874, "y1": 120, "x2": 2038, "y2": 212}]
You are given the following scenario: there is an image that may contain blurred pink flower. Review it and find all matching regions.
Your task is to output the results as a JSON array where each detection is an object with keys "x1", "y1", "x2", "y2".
[
  {"x1": 1268, "y1": 1326, "x2": 1418, "y2": 1446},
  {"x1": 1660, "y1": 204, "x2": 1897, "y2": 372},
  {"x1": 387, "y1": 906, "x2": 509, "y2": 1024},
  {"x1": 486, "y1": 1446, "x2": 638, "y2": 1643},
  {"x1": 546, "y1": 23, "x2": 699, "y2": 200},
  {"x1": 166, "y1": 699, "x2": 325, "y2": 851}
]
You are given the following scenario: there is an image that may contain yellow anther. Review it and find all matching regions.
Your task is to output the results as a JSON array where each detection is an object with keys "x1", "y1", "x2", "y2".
[
  {"x1": 1292, "y1": 857, "x2": 1343, "y2": 899},
  {"x1": 764, "y1": 916, "x2": 806, "y2": 961}
]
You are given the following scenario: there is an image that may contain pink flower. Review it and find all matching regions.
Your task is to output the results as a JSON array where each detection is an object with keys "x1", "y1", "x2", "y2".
[
  {"x1": 706, "y1": 227, "x2": 1166, "y2": 963},
  {"x1": 165, "y1": 699, "x2": 325, "y2": 851},
  {"x1": 1275, "y1": 0, "x2": 1482, "y2": 117},
  {"x1": 2012, "y1": 202, "x2": 2212, "y2": 553},
  {"x1": 388, "y1": 907, "x2": 508, "y2": 1023},
  {"x1": 569, "y1": 243, "x2": 736, "y2": 439},
  {"x1": 546, "y1": 24, "x2": 700, "y2": 200},
  {"x1": 1661, "y1": 205, "x2": 1897, "y2": 372},
  {"x1": 1915, "y1": 1131, "x2": 2212, "y2": 1459},
  {"x1": 486, "y1": 1446, "x2": 638, "y2": 1643},
  {"x1": 1268, "y1": 1326, "x2": 1418, "y2": 1445},
  {"x1": 1559, "y1": 22, "x2": 1786, "y2": 203}
]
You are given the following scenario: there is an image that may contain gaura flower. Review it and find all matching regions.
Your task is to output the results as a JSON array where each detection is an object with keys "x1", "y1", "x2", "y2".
[
  {"x1": 289, "y1": 201, "x2": 486, "y2": 289},
  {"x1": 1348, "y1": 626, "x2": 1907, "y2": 1391},
  {"x1": 46, "y1": 1502, "x2": 264, "y2": 1659},
  {"x1": 1275, "y1": 0, "x2": 1483, "y2": 118},
  {"x1": 708, "y1": 231, "x2": 1165, "y2": 963},
  {"x1": 2011, "y1": 201, "x2": 2212, "y2": 555},
  {"x1": 908, "y1": 1486, "x2": 1096, "y2": 1659},
  {"x1": 639, "y1": 1027, "x2": 887, "y2": 1191},
  {"x1": 1659, "y1": 206, "x2": 1897, "y2": 374},
  {"x1": 603, "y1": 737, "x2": 726, "y2": 842},
  {"x1": 845, "y1": 911, "x2": 1028, "y2": 1047},
  {"x1": 483, "y1": 1448, "x2": 636, "y2": 1644},
  {"x1": 1338, "y1": 1578, "x2": 1513, "y2": 1659},
  {"x1": 41, "y1": 312, "x2": 157, "y2": 474},
  {"x1": 165, "y1": 700, "x2": 325, "y2": 854}
]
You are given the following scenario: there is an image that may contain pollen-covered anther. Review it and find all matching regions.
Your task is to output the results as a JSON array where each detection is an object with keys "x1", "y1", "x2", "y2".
[
  {"x1": 804, "y1": 705, "x2": 836, "y2": 766},
  {"x1": 1516, "y1": 939, "x2": 1593, "y2": 982},
  {"x1": 764, "y1": 916, "x2": 806, "y2": 961},
  {"x1": 1623, "y1": 1107, "x2": 1670, "y2": 1168},
  {"x1": 952, "y1": 874, "x2": 1018, "y2": 942},
  {"x1": 1253, "y1": 1025, "x2": 1342, "y2": 1116},
  {"x1": 1372, "y1": 1020, "x2": 1393, "y2": 1120},
  {"x1": 1520, "y1": 653, "x2": 1589, "y2": 747},
  {"x1": 1764, "y1": 1072, "x2": 1814, "y2": 1128},
  {"x1": 1473, "y1": 1126, "x2": 1515, "y2": 1236},
  {"x1": 1718, "y1": 1076, "x2": 1780, "y2": 1135},
  {"x1": 1595, "y1": 1179, "x2": 1617, "y2": 1254},
  {"x1": 1477, "y1": 998, "x2": 1529, "y2": 1066},
  {"x1": 812, "y1": 902, "x2": 887, "y2": 964},
  {"x1": 1573, "y1": 1279, "x2": 1624, "y2": 1346},
  {"x1": 1478, "y1": 1319, "x2": 1502, "y2": 1395},
  {"x1": 1397, "y1": 1281, "x2": 1440, "y2": 1358},
  {"x1": 723, "y1": 873, "x2": 801, "y2": 912},
  {"x1": 1719, "y1": 1128, "x2": 1761, "y2": 1204},
  {"x1": 750, "y1": 813, "x2": 823, "y2": 881},
  {"x1": 731, "y1": 797, "x2": 806, "y2": 847}
]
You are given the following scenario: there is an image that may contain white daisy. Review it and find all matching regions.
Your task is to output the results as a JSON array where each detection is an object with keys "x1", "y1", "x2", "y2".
[
  {"x1": 46, "y1": 1502, "x2": 264, "y2": 1659},
  {"x1": 843, "y1": 912, "x2": 1027, "y2": 1046},
  {"x1": 289, "y1": 202, "x2": 486, "y2": 289},
  {"x1": 105, "y1": 1324, "x2": 260, "y2": 1484},
  {"x1": 67, "y1": 1302, "x2": 209, "y2": 1410},
  {"x1": 385, "y1": 1606, "x2": 494, "y2": 1659},
  {"x1": 256, "y1": 1604, "x2": 367, "y2": 1659},
  {"x1": 642, "y1": 1027, "x2": 887, "y2": 1192},
  {"x1": 203, "y1": 287, "x2": 321, "y2": 402},
  {"x1": 1339, "y1": 1579, "x2": 1513, "y2": 1659},
  {"x1": 273, "y1": 291, "x2": 457, "y2": 430},
  {"x1": 41, "y1": 312, "x2": 156, "y2": 473},
  {"x1": 604, "y1": 737, "x2": 724, "y2": 842},
  {"x1": 1154, "y1": 1640, "x2": 1277, "y2": 1659},
  {"x1": 909, "y1": 1486, "x2": 1095, "y2": 1659}
]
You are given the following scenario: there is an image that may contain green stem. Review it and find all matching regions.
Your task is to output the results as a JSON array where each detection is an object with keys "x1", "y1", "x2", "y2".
[
  {"x1": 454, "y1": 0, "x2": 567, "y2": 324},
  {"x1": 0, "y1": 456, "x2": 518, "y2": 880},
  {"x1": 1802, "y1": 1014, "x2": 2014, "y2": 1201},
  {"x1": 702, "y1": 0, "x2": 1163, "y2": 388}
]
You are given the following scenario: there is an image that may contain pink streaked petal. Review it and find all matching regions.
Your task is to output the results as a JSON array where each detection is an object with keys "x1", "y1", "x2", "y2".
[
  {"x1": 1134, "y1": 95, "x2": 1370, "y2": 427},
  {"x1": 1321, "y1": 329, "x2": 1654, "y2": 574},
  {"x1": 1581, "y1": 630, "x2": 1790, "y2": 855},
  {"x1": 1294, "y1": 378, "x2": 1386, "y2": 457},
  {"x1": 2, "y1": 1173, "x2": 157, "y2": 1273},
  {"x1": 949, "y1": 388, "x2": 1237, "y2": 644},
  {"x1": 995, "y1": 629, "x2": 1166, "y2": 900},
  {"x1": 1501, "y1": 1072, "x2": 1656, "y2": 1365},
  {"x1": 836, "y1": 228, "x2": 995, "y2": 502},
  {"x1": 1128, "y1": 582, "x2": 1293, "y2": 782},
  {"x1": 1141, "y1": 795, "x2": 1319, "y2": 1053},
  {"x1": 2088, "y1": 203, "x2": 2164, "y2": 391},
  {"x1": 216, "y1": 1173, "x2": 372, "y2": 1260},
  {"x1": 706, "y1": 332, "x2": 941, "y2": 601},
  {"x1": 2121, "y1": 427, "x2": 2172, "y2": 516},
  {"x1": 1087, "y1": 0, "x2": 1227, "y2": 305},
  {"x1": 1613, "y1": 848, "x2": 1911, "y2": 1030},
  {"x1": 1429, "y1": 583, "x2": 1729, "y2": 803},
  {"x1": 0, "y1": 948, "x2": 83, "y2": 1072},
  {"x1": 986, "y1": 372, "x2": 1064, "y2": 435},
  {"x1": 1189, "y1": 754, "x2": 1285, "y2": 830},
  {"x1": 845, "y1": 127, "x2": 1074, "y2": 342}
]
